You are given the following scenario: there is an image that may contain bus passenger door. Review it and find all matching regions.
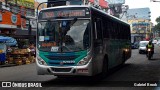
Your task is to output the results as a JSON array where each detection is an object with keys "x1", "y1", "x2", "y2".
[
  {"x1": 93, "y1": 18, "x2": 104, "y2": 72},
  {"x1": 94, "y1": 18, "x2": 103, "y2": 53}
]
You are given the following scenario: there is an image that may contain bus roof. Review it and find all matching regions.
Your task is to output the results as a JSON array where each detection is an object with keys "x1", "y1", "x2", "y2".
[
  {"x1": 91, "y1": 7, "x2": 129, "y2": 26},
  {"x1": 40, "y1": 5, "x2": 129, "y2": 26},
  {"x1": 41, "y1": 5, "x2": 89, "y2": 11}
]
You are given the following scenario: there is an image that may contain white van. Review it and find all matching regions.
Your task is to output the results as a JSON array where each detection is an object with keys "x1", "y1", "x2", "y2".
[{"x1": 138, "y1": 41, "x2": 149, "y2": 54}]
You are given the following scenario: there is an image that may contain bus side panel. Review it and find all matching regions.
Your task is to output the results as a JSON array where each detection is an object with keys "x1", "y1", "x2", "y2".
[{"x1": 93, "y1": 7, "x2": 131, "y2": 75}]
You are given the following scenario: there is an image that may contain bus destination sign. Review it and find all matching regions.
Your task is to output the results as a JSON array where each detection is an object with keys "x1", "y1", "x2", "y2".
[{"x1": 40, "y1": 9, "x2": 89, "y2": 19}]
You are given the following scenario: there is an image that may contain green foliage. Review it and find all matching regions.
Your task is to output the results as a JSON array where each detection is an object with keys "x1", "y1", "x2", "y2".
[
  {"x1": 154, "y1": 23, "x2": 160, "y2": 30},
  {"x1": 154, "y1": 16, "x2": 160, "y2": 33},
  {"x1": 156, "y1": 16, "x2": 160, "y2": 23}
]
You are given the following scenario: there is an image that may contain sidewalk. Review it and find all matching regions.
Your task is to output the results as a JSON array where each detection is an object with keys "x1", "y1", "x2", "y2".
[
  {"x1": 153, "y1": 44, "x2": 160, "y2": 60},
  {"x1": 155, "y1": 44, "x2": 160, "y2": 51},
  {"x1": 0, "y1": 59, "x2": 35, "y2": 68}
]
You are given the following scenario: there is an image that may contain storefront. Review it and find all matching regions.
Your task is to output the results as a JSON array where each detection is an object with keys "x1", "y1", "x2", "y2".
[
  {"x1": 0, "y1": 1, "x2": 36, "y2": 65},
  {"x1": 0, "y1": 8, "x2": 21, "y2": 33},
  {"x1": 8, "y1": 0, "x2": 36, "y2": 48}
]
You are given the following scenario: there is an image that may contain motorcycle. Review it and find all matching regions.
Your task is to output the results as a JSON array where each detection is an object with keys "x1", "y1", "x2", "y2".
[{"x1": 147, "y1": 48, "x2": 153, "y2": 60}]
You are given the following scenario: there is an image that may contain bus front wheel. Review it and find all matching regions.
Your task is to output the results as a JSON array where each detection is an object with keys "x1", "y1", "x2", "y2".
[{"x1": 100, "y1": 56, "x2": 108, "y2": 78}]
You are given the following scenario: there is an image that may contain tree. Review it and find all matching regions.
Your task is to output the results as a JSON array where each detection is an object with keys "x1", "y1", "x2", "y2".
[
  {"x1": 156, "y1": 16, "x2": 160, "y2": 23},
  {"x1": 153, "y1": 16, "x2": 160, "y2": 37}
]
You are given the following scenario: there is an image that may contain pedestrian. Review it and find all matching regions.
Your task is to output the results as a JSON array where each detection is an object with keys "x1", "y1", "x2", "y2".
[
  {"x1": 29, "y1": 43, "x2": 36, "y2": 57},
  {"x1": 7, "y1": 46, "x2": 12, "y2": 53}
]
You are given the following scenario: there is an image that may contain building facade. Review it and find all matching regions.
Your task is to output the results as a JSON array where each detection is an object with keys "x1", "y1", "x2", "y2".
[
  {"x1": 126, "y1": 8, "x2": 152, "y2": 40},
  {"x1": 0, "y1": 0, "x2": 22, "y2": 35},
  {"x1": 0, "y1": 0, "x2": 35, "y2": 36},
  {"x1": 47, "y1": 0, "x2": 109, "y2": 11}
]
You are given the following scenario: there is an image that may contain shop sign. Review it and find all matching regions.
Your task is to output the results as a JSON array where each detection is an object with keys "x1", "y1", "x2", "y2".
[
  {"x1": 30, "y1": 19, "x2": 37, "y2": 28},
  {"x1": 8, "y1": 0, "x2": 16, "y2": 4},
  {"x1": 10, "y1": 6, "x2": 20, "y2": 14},
  {"x1": 0, "y1": 14, "x2": 2, "y2": 22},
  {"x1": 21, "y1": 18, "x2": 26, "y2": 29},
  {"x1": 11, "y1": 14, "x2": 17, "y2": 24},
  {"x1": 26, "y1": 9, "x2": 35, "y2": 17}
]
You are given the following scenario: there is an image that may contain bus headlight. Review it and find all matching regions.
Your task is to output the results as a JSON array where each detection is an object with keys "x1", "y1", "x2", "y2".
[
  {"x1": 124, "y1": 48, "x2": 129, "y2": 52},
  {"x1": 37, "y1": 56, "x2": 47, "y2": 65},
  {"x1": 77, "y1": 56, "x2": 92, "y2": 66}
]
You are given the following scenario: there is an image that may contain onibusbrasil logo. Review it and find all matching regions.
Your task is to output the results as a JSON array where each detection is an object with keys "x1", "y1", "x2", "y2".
[{"x1": 1, "y1": 82, "x2": 42, "y2": 87}]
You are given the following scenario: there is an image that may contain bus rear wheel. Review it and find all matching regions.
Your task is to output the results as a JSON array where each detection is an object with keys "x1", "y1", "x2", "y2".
[{"x1": 122, "y1": 52, "x2": 126, "y2": 64}]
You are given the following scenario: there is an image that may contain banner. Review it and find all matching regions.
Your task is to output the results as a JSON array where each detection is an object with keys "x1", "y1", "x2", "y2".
[
  {"x1": 8, "y1": 0, "x2": 35, "y2": 9},
  {"x1": 99, "y1": 0, "x2": 108, "y2": 8}
]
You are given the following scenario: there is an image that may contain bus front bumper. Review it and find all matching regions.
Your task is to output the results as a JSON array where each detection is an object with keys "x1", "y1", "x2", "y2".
[{"x1": 36, "y1": 61, "x2": 93, "y2": 76}]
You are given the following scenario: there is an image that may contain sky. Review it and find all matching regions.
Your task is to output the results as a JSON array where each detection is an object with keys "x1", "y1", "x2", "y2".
[
  {"x1": 125, "y1": 0, "x2": 160, "y2": 25},
  {"x1": 35, "y1": 0, "x2": 160, "y2": 25}
]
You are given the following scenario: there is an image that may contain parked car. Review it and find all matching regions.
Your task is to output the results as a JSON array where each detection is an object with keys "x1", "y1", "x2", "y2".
[
  {"x1": 138, "y1": 41, "x2": 149, "y2": 54},
  {"x1": 152, "y1": 39, "x2": 157, "y2": 44}
]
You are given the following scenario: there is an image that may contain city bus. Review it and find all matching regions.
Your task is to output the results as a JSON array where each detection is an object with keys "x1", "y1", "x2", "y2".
[{"x1": 36, "y1": 5, "x2": 131, "y2": 77}]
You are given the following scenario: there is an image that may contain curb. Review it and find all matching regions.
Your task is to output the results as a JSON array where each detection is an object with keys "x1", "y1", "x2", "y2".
[{"x1": 0, "y1": 64, "x2": 17, "y2": 68}]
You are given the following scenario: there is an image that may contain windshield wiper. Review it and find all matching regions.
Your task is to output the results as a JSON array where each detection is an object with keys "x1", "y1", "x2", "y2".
[{"x1": 70, "y1": 18, "x2": 77, "y2": 27}]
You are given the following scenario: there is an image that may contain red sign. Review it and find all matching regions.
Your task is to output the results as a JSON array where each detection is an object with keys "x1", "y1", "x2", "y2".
[
  {"x1": 89, "y1": 0, "x2": 94, "y2": 3},
  {"x1": 89, "y1": 0, "x2": 109, "y2": 8},
  {"x1": 99, "y1": 0, "x2": 108, "y2": 8},
  {"x1": 41, "y1": 42, "x2": 56, "y2": 47}
]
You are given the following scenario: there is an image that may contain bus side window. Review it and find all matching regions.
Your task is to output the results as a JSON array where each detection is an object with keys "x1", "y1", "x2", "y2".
[
  {"x1": 108, "y1": 21, "x2": 114, "y2": 39},
  {"x1": 103, "y1": 20, "x2": 109, "y2": 38},
  {"x1": 121, "y1": 26, "x2": 125, "y2": 39},
  {"x1": 95, "y1": 18, "x2": 103, "y2": 40},
  {"x1": 128, "y1": 26, "x2": 131, "y2": 40},
  {"x1": 124, "y1": 27, "x2": 128, "y2": 39},
  {"x1": 116, "y1": 23, "x2": 120, "y2": 39},
  {"x1": 120, "y1": 25, "x2": 123, "y2": 39}
]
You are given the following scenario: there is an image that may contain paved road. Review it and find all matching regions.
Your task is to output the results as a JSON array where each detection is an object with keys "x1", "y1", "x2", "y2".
[
  {"x1": 0, "y1": 45, "x2": 160, "y2": 90},
  {"x1": 106, "y1": 44, "x2": 160, "y2": 81}
]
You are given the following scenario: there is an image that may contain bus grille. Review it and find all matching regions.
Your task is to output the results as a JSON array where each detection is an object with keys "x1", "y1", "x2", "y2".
[
  {"x1": 45, "y1": 55, "x2": 79, "y2": 60},
  {"x1": 51, "y1": 68, "x2": 72, "y2": 72},
  {"x1": 45, "y1": 55, "x2": 79, "y2": 66}
]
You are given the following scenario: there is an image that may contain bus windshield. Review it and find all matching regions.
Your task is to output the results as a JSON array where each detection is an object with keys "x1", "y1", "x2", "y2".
[{"x1": 37, "y1": 19, "x2": 90, "y2": 52}]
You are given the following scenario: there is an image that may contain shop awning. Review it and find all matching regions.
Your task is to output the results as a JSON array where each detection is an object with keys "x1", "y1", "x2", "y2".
[
  {"x1": 99, "y1": 0, "x2": 108, "y2": 8},
  {"x1": 0, "y1": 36, "x2": 17, "y2": 46},
  {"x1": 0, "y1": 36, "x2": 10, "y2": 42}
]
